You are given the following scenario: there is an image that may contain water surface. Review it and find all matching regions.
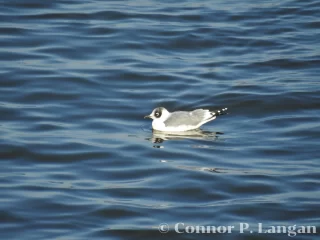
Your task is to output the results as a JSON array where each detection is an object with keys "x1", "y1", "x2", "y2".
[{"x1": 1, "y1": 0, "x2": 319, "y2": 239}]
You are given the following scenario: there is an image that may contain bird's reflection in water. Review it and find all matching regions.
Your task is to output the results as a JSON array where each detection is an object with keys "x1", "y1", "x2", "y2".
[
  {"x1": 146, "y1": 129, "x2": 224, "y2": 147},
  {"x1": 176, "y1": 165, "x2": 225, "y2": 173}
]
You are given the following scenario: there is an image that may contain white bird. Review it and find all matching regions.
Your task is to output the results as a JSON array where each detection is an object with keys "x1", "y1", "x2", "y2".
[{"x1": 144, "y1": 107, "x2": 228, "y2": 132}]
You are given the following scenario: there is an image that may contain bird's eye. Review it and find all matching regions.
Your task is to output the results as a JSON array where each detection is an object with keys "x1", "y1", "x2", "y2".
[{"x1": 154, "y1": 109, "x2": 162, "y2": 118}]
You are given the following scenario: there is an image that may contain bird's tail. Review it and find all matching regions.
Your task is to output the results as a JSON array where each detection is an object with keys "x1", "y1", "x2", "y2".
[{"x1": 211, "y1": 107, "x2": 228, "y2": 117}]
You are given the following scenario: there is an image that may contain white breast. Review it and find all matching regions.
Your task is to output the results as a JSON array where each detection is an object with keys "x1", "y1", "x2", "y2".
[
  {"x1": 152, "y1": 119, "x2": 200, "y2": 132},
  {"x1": 152, "y1": 119, "x2": 166, "y2": 131}
]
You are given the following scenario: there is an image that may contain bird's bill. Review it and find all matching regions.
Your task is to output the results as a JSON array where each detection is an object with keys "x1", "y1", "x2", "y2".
[{"x1": 144, "y1": 115, "x2": 152, "y2": 119}]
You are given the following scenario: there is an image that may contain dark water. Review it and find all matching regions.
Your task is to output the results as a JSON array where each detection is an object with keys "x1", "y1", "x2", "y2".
[{"x1": 1, "y1": 0, "x2": 319, "y2": 239}]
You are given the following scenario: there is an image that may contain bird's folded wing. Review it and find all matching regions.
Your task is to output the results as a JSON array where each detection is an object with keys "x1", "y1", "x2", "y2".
[{"x1": 164, "y1": 110, "x2": 210, "y2": 127}]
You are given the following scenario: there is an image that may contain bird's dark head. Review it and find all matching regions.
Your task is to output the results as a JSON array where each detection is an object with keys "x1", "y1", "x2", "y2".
[{"x1": 144, "y1": 107, "x2": 168, "y2": 120}]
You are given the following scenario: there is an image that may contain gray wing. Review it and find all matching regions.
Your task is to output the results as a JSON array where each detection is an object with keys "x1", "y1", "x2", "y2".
[{"x1": 164, "y1": 109, "x2": 213, "y2": 127}]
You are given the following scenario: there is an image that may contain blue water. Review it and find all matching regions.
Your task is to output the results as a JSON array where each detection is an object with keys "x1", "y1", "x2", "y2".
[{"x1": 1, "y1": 0, "x2": 319, "y2": 239}]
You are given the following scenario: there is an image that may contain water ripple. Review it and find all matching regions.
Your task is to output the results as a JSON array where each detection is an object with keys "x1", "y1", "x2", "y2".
[{"x1": 1, "y1": 0, "x2": 319, "y2": 239}]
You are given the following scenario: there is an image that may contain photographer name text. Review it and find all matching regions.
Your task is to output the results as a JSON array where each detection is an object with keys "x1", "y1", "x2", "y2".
[{"x1": 158, "y1": 222, "x2": 316, "y2": 237}]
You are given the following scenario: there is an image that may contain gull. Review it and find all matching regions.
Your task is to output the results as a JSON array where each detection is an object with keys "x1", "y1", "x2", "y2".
[{"x1": 144, "y1": 107, "x2": 228, "y2": 132}]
